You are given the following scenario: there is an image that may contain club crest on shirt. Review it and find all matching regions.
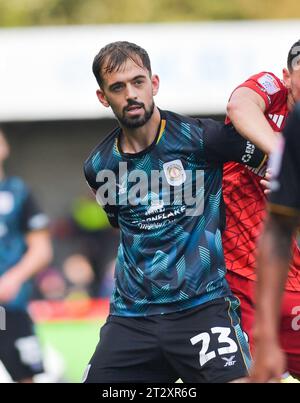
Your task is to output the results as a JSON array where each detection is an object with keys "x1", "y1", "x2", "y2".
[
  {"x1": 163, "y1": 159, "x2": 186, "y2": 186},
  {"x1": 0, "y1": 191, "x2": 14, "y2": 215}
]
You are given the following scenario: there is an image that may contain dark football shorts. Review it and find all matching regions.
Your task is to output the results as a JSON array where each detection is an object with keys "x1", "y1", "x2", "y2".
[
  {"x1": 83, "y1": 296, "x2": 251, "y2": 383},
  {"x1": 0, "y1": 310, "x2": 44, "y2": 382}
]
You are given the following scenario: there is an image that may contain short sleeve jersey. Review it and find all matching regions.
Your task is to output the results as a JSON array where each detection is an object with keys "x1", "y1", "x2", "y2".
[{"x1": 84, "y1": 110, "x2": 265, "y2": 317}]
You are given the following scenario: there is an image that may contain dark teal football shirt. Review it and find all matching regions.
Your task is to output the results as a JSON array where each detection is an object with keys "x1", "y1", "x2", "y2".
[{"x1": 84, "y1": 110, "x2": 264, "y2": 316}]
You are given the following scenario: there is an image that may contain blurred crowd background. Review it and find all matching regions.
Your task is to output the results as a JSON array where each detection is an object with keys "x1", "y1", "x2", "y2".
[{"x1": 0, "y1": 0, "x2": 300, "y2": 383}]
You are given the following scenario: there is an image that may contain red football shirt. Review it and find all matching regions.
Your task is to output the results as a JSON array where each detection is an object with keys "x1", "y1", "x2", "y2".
[{"x1": 223, "y1": 72, "x2": 300, "y2": 291}]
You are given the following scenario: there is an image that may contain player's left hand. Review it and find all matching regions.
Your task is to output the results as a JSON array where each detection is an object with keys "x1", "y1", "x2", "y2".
[{"x1": 0, "y1": 270, "x2": 23, "y2": 303}]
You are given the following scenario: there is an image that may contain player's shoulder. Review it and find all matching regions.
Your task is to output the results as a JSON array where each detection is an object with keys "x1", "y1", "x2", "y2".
[
  {"x1": 249, "y1": 71, "x2": 281, "y2": 82},
  {"x1": 244, "y1": 71, "x2": 285, "y2": 95},
  {"x1": 162, "y1": 109, "x2": 221, "y2": 136},
  {"x1": 84, "y1": 126, "x2": 120, "y2": 173}
]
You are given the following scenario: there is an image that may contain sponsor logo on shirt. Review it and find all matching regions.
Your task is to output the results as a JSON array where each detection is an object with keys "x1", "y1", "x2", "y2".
[
  {"x1": 132, "y1": 205, "x2": 187, "y2": 231},
  {"x1": 145, "y1": 199, "x2": 165, "y2": 216},
  {"x1": 268, "y1": 114, "x2": 285, "y2": 129},
  {"x1": 241, "y1": 141, "x2": 256, "y2": 164}
]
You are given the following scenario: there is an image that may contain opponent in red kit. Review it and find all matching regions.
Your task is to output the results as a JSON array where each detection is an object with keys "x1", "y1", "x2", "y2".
[{"x1": 222, "y1": 39, "x2": 300, "y2": 378}]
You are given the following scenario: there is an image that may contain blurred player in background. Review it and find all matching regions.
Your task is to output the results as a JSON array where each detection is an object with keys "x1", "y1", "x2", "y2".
[
  {"x1": 251, "y1": 103, "x2": 300, "y2": 382},
  {"x1": 83, "y1": 41, "x2": 266, "y2": 383},
  {"x1": 0, "y1": 129, "x2": 53, "y2": 383},
  {"x1": 222, "y1": 39, "x2": 300, "y2": 378}
]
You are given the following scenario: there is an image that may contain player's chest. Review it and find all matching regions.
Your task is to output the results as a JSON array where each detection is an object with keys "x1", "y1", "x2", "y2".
[{"x1": 108, "y1": 155, "x2": 206, "y2": 229}]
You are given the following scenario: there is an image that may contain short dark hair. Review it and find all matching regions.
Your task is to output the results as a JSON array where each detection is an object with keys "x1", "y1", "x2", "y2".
[
  {"x1": 92, "y1": 41, "x2": 152, "y2": 88},
  {"x1": 287, "y1": 39, "x2": 300, "y2": 72}
]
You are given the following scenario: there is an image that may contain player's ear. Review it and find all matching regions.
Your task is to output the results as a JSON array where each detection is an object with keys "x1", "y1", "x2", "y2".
[
  {"x1": 282, "y1": 68, "x2": 291, "y2": 89},
  {"x1": 96, "y1": 89, "x2": 110, "y2": 108},
  {"x1": 151, "y1": 75, "x2": 160, "y2": 96}
]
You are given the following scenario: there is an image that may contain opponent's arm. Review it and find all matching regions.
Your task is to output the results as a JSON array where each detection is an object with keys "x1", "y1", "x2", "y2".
[
  {"x1": 251, "y1": 214, "x2": 297, "y2": 382},
  {"x1": 227, "y1": 87, "x2": 278, "y2": 154}
]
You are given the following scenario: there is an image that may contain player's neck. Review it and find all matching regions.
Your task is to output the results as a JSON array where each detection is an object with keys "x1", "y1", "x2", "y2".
[{"x1": 119, "y1": 107, "x2": 161, "y2": 154}]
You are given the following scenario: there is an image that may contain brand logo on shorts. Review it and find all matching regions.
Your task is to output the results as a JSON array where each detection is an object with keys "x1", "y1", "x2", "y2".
[{"x1": 221, "y1": 355, "x2": 236, "y2": 367}]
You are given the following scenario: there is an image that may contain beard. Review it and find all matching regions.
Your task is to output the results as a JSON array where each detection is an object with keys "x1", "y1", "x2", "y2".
[{"x1": 116, "y1": 100, "x2": 155, "y2": 129}]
